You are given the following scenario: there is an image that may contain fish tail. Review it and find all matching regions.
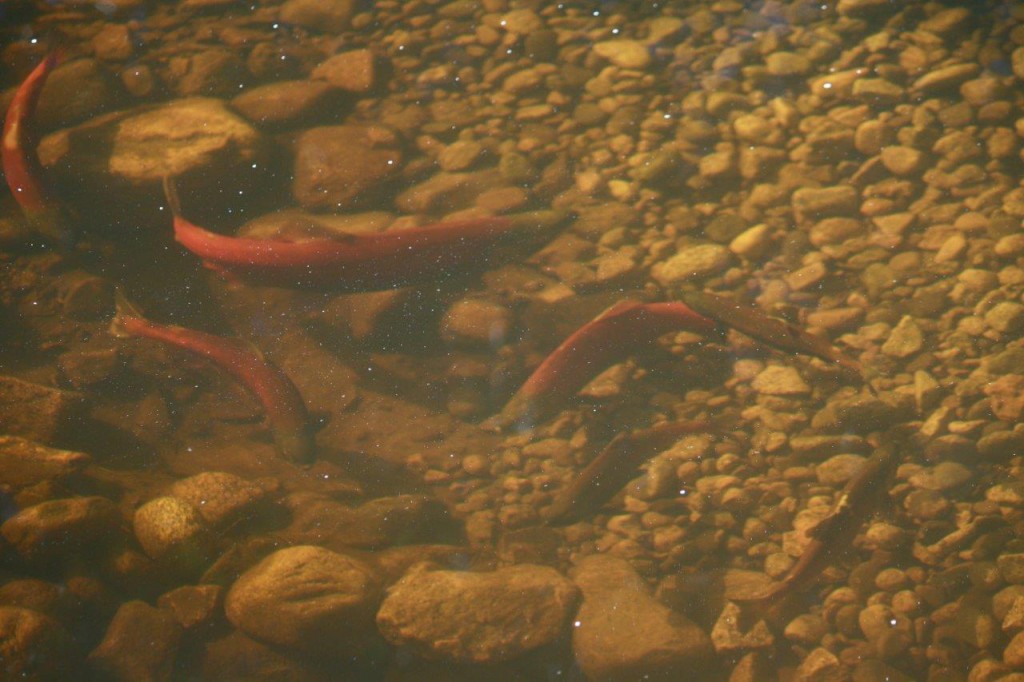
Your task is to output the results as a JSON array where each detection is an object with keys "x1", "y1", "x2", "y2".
[
  {"x1": 109, "y1": 288, "x2": 144, "y2": 338},
  {"x1": 272, "y1": 425, "x2": 316, "y2": 466}
]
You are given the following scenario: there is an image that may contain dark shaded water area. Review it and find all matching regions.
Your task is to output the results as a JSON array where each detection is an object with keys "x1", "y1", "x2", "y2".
[{"x1": 3, "y1": 0, "x2": 1024, "y2": 680}]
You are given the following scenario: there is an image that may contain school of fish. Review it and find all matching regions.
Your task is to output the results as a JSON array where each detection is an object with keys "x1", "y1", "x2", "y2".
[{"x1": 2, "y1": 52, "x2": 892, "y2": 621}]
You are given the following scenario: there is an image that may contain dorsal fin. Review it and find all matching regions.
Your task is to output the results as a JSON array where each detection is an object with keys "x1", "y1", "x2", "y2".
[{"x1": 162, "y1": 176, "x2": 183, "y2": 217}]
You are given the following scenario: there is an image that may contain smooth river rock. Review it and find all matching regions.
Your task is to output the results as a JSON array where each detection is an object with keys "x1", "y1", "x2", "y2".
[
  {"x1": 225, "y1": 545, "x2": 382, "y2": 657},
  {"x1": 376, "y1": 563, "x2": 579, "y2": 664}
]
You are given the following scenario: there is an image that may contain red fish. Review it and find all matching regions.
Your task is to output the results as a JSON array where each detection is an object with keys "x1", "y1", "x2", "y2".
[
  {"x1": 164, "y1": 178, "x2": 560, "y2": 290},
  {"x1": 543, "y1": 419, "x2": 709, "y2": 524},
  {"x1": 2, "y1": 52, "x2": 70, "y2": 245},
  {"x1": 484, "y1": 300, "x2": 717, "y2": 432},
  {"x1": 110, "y1": 293, "x2": 314, "y2": 464}
]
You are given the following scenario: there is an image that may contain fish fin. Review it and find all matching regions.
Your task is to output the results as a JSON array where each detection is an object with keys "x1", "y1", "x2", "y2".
[
  {"x1": 162, "y1": 176, "x2": 183, "y2": 217},
  {"x1": 594, "y1": 299, "x2": 643, "y2": 322},
  {"x1": 109, "y1": 288, "x2": 144, "y2": 338},
  {"x1": 201, "y1": 260, "x2": 245, "y2": 286},
  {"x1": 243, "y1": 338, "x2": 268, "y2": 362}
]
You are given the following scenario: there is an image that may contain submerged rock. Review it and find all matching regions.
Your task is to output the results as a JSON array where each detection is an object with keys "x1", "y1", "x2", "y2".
[
  {"x1": 376, "y1": 563, "x2": 578, "y2": 663},
  {"x1": 88, "y1": 601, "x2": 182, "y2": 681},
  {"x1": 0, "y1": 436, "x2": 90, "y2": 489},
  {"x1": 0, "y1": 377, "x2": 83, "y2": 446},
  {"x1": 37, "y1": 98, "x2": 268, "y2": 222},
  {"x1": 292, "y1": 125, "x2": 404, "y2": 210},
  {"x1": 571, "y1": 555, "x2": 713, "y2": 680},
  {"x1": 168, "y1": 472, "x2": 275, "y2": 531},
  {"x1": 1, "y1": 496, "x2": 121, "y2": 563},
  {"x1": 225, "y1": 546, "x2": 381, "y2": 657},
  {"x1": 0, "y1": 606, "x2": 77, "y2": 680}
]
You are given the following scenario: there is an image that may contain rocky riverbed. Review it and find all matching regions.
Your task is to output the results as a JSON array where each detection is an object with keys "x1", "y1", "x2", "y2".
[{"x1": 3, "y1": 0, "x2": 1024, "y2": 680}]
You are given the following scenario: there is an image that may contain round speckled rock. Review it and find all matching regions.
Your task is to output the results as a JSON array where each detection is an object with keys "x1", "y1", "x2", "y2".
[{"x1": 132, "y1": 496, "x2": 214, "y2": 573}]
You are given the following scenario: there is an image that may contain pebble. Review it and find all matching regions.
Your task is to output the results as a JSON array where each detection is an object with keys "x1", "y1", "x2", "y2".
[
  {"x1": 751, "y1": 365, "x2": 811, "y2": 396},
  {"x1": 712, "y1": 601, "x2": 774, "y2": 653},
  {"x1": 881, "y1": 316, "x2": 924, "y2": 358},
  {"x1": 815, "y1": 454, "x2": 867, "y2": 486},
  {"x1": 732, "y1": 115, "x2": 774, "y2": 143},
  {"x1": 984, "y1": 375, "x2": 1024, "y2": 421},
  {"x1": 394, "y1": 170, "x2": 504, "y2": 214},
  {"x1": 908, "y1": 462, "x2": 972, "y2": 491},
  {"x1": 765, "y1": 52, "x2": 811, "y2": 77},
  {"x1": 999, "y1": 555, "x2": 1024, "y2": 585},
  {"x1": 231, "y1": 80, "x2": 338, "y2": 127},
  {"x1": 853, "y1": 78, "x2": 904, "y2": 107},
  {"x1": 1007, "y1": 631, "x2": 1024, "y2": 668},
  {"x1": 651, "y1": 243, "x2": 732, "y2": 284},
  {"x1": 592, "y1": 40, "x2": 651, "y2": 69},
  {"x1": 440, "y1": 298, "x2": 513, "y2": 347},
  {"x1": 170, "y1": 49, "x2": 247, "y2": 97},
  {"x1": 911, "y1": 63, "x2": 980, "y2": 94},
  {"x1": 809, "y1": 217, "x2": 863, "y2": 247},
  {"x1": 438, "y1": 140, "x2": 485, "y2": 172},
  {"x1": 934, "y1": 233, "x2": 967, "y2": 263},
  {"x1": 984, "y1": 301, "x2": 1024, "y2": 334},
  {"x1": 278, "y1": 0, "x2": 357, "y2": 32},
  {"x1": 92, "y1": 24, "x2": 133, "y2": 61},
  {"x1": 795, "y1": 647, "x2": 845, "y2": 682},
  {"x1": 880, "y1": 146, "x2": 926, "y2": 176},
  {"x1": 792, "y1": 186, "x2": 859, "y2": 224},
  {"x1": 784, "y1": 614, "x2": 828, "y2": 646},
  {"x1": 311, "y1": 49, "x2": 376, "y2": 92},
  {"x1": 1004, "y1": 597, "x2": 1024, "y2": 632},
  {"x1": 37, "y1": 58, "x2": 121, "y2": 129},
  {"x1": 729, "y1": 223, "x2": 771, "y2": 259},
  {"x1": 500, "y1": 8, "x2": 543, "y2": 35},
  {"x1": 157, "y1": 584, "x2": 222, "y2": 630}
]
